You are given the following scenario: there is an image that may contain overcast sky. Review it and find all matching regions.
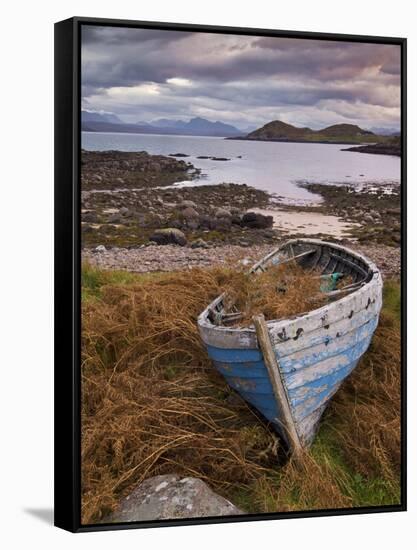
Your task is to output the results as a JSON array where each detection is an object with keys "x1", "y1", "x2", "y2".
[{"x1": 81, "y1": 25, "x2": 401, "y2": 131}]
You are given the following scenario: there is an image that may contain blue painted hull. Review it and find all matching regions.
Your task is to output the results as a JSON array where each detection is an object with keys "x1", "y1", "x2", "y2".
[{"x1": 205, "y1": 314, "x2": 379, "y2": 447}]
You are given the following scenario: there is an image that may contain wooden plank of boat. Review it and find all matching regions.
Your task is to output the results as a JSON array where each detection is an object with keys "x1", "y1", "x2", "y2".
[
  {"x1": 251, "y1": 249, "x2": 316, "y2": 273},
  {"x1": 252, "y1": 314, "x2": 303, "y2": 457}
]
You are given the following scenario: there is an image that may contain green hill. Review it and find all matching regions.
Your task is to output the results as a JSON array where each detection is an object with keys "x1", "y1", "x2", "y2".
[
  {"x1": 240, "y1": 120, "x2": 387, "y2": 145},
  {"x1": 317, "y1": 123, "x2": 375, "y2": 138},
  {"x1": 245, "y1": 120, "x2": 312, "y2": 140}
]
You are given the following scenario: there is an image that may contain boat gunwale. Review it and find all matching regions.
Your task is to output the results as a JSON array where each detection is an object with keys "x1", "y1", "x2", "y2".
[{"x1": 197, "y1": 238, "x2": 382, "y2": 349}]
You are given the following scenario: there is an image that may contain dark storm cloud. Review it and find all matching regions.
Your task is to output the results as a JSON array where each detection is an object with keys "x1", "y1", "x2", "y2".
[
  {"x1": 82, "y1": 25, "x2": 193, "y2": 45},
  {"x1": 81, "y1": 26, "x2": 401, "y2": 130}
]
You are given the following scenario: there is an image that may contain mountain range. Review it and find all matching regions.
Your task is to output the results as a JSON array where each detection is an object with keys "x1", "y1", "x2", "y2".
[
  {"x1": 81, "y1": 111, "x2": 245, "y2": 137},
  {"x1": 81, "y1": 111, "x2": 398, "y2": 144}
]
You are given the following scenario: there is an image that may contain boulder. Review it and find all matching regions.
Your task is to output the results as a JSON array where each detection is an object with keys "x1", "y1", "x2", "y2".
[
  {"x1": 215, "y1": 207, "x2": 231, "y2": 219},
  {"x1": 179, "y1": 200, "x2": 198, "y2": 209},
  {"x1": 191, "y1": 238, "x2": 209, "y2": 249},
  {"x1": 150, "y1": 228, "x2": 187, "y2": 246},
  {"x1": 94, "y1": 245, "x2": 106, "y2": 252},
  {"x1": 181, "y1": 207, "x2": 199, "y2": 220},
  {"x1": 363, "y1": 214, "x2": 374, "y2": 224},
  {"x1": 241, "y1": 212, "x2": 273, "y2": 229},
  {"x1": 213, "y1": 217, "x2": 232, "y2": 231},
  {"x1": 83, "y1": 211, "x2": 98, "y2": 223},
  {"x1": 187, "y1": 220, "x2": 200, "y2": 230},
  {"x1": 119, "y1": 207, "x2": 132, "y2": 217},
  {"x1": 198, "y1": 214, "x2": 212, "y2": 229},
  {"x1": 105, "y1": 474, "x2": 243, "y2": 523}
]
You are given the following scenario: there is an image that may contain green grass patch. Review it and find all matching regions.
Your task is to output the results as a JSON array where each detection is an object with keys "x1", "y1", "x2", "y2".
[
  {"x1": 383, "y1": 279, "x2": 401, "y2": 321},
  {"x1": 81, "y1": 263, "x2": 165, "y2": 301}
]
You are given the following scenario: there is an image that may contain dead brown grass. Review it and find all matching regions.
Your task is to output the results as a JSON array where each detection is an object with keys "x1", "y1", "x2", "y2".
[
  {"x1": 81, "y1": 268, "x2": 281, "y2": 524},
  {"x1": 328, "y1": 309, "x2": 401, "y2": 483},
  {"x1": 223, "y1": 263, "x2": 326, "y2": 326},
  {"x1": 81, "y1": 265, "x2": 401, "y2": 523}
]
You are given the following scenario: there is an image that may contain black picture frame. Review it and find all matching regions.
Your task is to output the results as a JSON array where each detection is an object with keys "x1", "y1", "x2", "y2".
[{"x1": 54, "y1": 16, "x2": 407, "y2": 533}]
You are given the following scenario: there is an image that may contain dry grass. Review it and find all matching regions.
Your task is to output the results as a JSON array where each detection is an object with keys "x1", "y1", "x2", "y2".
[
  {"x1": 222, "y1": 263, "x2": 327, "y2": 326},
  {"x1": 81, "y1": 264, "x2": 401, "y2": 523},
  {"x1": 327, "y1": 308, "x2": 401, "y2": 485},
  {"x1": 81, "y1": 267, "x2": 280, "y2": 523}
]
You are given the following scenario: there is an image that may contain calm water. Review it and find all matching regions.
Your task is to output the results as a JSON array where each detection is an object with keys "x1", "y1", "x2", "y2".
[{"x1": 82, "y1": 132, "x2": 401, "y2": 204}]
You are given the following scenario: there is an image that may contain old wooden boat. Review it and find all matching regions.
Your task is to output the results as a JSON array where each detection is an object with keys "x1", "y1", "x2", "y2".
[{"x1": 197, "y1": 239, "x2": 383, "y2": 451}]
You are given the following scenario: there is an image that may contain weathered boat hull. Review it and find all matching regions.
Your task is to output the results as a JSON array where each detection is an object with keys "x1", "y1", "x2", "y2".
[{"x1": 198, "y1": 239, "x2": 383, "y2": 448}]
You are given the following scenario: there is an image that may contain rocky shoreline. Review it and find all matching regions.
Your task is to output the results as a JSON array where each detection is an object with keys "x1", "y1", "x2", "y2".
[
  {"x1": 342, "y1": 143, "x2": 401, "y2": 157},
  {"x1": 288, "y1": 182, "x2": 401, "y2": 247},
  {"x1": 82, "y1": 241, "x2": 400, "y2": 279},
  {"x1": 81, "y1": 150, "x2": 401, "y2": 275},
  {"x1": 81, "y1": 149, "x2": 201, "y2": 190}
]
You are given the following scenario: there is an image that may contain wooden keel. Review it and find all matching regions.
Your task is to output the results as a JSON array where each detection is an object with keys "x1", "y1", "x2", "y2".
[{"x1": 253, "y1": 314, "x2": 303, "y2": 457}]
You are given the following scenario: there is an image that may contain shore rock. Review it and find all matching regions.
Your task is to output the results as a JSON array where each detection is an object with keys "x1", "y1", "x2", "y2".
[
  {"x1": 179, "y1": 200, "x2": 198, "y2": 209},
  {"x1": 191, "y1": 238, "x2": 209, "y2": 249},
  {"x1": 241, "y1": 211, "x2": 274, "y2": 229},
  {"x1": 105, "y1": 474, "x2": 243, "y2": 522},
  {"x1": 150, "y1": 228, "x2": 187, "y2": 246},
  {"x1": 181, "y1": 206, "x2": 199, "y2": 220},
  {"x1": 215, "y1": 207, "x2": 231, "y2": 218},
  {"x1": 83, "y1": 211, "x2": 98, "y2": 223},
  {"x1": 213, "y1": 217, "x2": 232, "y2": 231}
]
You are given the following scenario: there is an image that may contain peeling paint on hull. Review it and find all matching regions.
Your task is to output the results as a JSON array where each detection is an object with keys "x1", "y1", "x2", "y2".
[{"x1": 198, "y1": 239, "x2": 383, "y2": 448}]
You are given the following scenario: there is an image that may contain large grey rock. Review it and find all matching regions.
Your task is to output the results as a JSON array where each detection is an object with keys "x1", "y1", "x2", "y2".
[
  {"x1": 179, "y1": 200, "x2": 198, "y2": 209},
  {"x1": 119, "y1": 207, "x2": 132, "y2": 217},
  {"x1": 241, "y1": 211, "x2": 273, "y2": 229},
  {"x1": 181, "y1": 206, "x2": 199, "y2": 220},
  {"x1": 150, "y1": 228, "x2": 187, "y2": 246},
  {"x1": 106, "y1": 474, "x2": 243, "y2": 522},
  {"x1": 215, "y1": 207, "x2": 231, "y2": 218}
]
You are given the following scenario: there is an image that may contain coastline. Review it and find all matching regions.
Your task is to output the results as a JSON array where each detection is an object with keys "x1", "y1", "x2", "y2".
[
  {"x1": 81, "y1": 150, "x2": 400, "y2": 274},
  {"x1": 226, "y1": 136, "x2": 381, "y2": 146}
]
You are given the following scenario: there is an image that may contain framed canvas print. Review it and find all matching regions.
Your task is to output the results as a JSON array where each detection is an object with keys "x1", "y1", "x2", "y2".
[{"x1": 54, "y1": 16, "x2": 406, "y2": 532}]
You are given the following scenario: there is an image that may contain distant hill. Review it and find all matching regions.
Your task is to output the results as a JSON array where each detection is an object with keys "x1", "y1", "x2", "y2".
[
  {"x1": 245, "y1": 120, "x2": 312, "y2": 140},
  {"x1": 233, "y1": 119, "x2": 388, "y2": 145},
  {"x1": 82, "y1": 110, "x2": 123, "y2": 124},
  {"x1": 369, "y1": 127, "x2": 401, "y2": 136},
  {"x1": 82, "y1": 113, "x2": 243, "y2": 137},
  {"x1": 81, "y1": 120, "x2": 155, "y2": 134},
  {"x1": 316, "y1": 124, "x2": 374, "y2": 138}
]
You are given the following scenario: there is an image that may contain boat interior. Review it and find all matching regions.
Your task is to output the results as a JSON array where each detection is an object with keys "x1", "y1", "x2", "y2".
[{"x1": 207, "y1": 240, "x2": 376, "y2": 327}]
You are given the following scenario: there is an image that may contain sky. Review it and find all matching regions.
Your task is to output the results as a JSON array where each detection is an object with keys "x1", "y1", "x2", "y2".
[{"x1": 81, "y1": 25, "x2": 401, "y2": 131}]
